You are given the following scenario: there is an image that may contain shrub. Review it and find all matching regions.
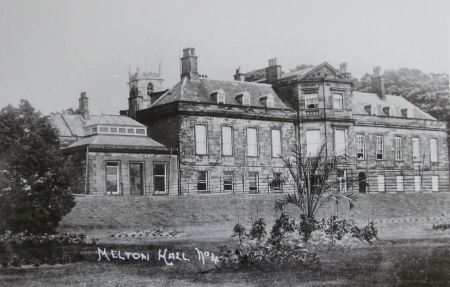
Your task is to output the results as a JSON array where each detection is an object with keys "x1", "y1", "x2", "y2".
[
  {"x1": 0, "y1": 231, "x2": 87, "y2": 267},
  {"x1": 232, "y1": 223, "x2": 246, "y2": 244},
  {"x1": 299, "y1": 214, "x2": 319, "y2": 242},
  {"x1": 269, "y1": 213, "x2": 295, "y2": 246},
  {"x1": 249, "y1": 218, "x2": 266, "y2": 241},
  {"x1": 432, "y1": 223, "x2": 450, "y2": 231}
]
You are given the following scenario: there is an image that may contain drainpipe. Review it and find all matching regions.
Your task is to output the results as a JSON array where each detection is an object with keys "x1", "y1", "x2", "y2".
[
  {"x1": 84, "y1": 145, "x2": 89, "y2": 195},
  {"x1": 322, "y1": 81, "x2": 328, "y2": 157}
]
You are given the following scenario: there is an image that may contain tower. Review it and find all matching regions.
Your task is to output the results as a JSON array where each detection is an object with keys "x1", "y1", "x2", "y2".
[{"x1": 128, "y1": 66, "x2": 165, "y2": 119}]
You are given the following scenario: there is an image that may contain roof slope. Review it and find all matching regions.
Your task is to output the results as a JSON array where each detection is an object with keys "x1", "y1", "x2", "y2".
[
  {"x1": 353, "y1": 92, "x2": 436, "y2": 120},
  {"x1": 152, "y1": 77, "x2": 290, "y2": 109},
  {"x1": 66, "y1": 134, "x2": 166, "y2": 149}
]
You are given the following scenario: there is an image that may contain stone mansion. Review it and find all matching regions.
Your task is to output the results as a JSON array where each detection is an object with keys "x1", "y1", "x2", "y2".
[{"x1": 51, "y1": 48, "x2": 449, "y2": 195}]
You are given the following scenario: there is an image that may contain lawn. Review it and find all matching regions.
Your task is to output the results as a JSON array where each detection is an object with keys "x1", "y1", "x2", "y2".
[{"x1": 1, "y1": 239, "x2": 450, "y2": 286}]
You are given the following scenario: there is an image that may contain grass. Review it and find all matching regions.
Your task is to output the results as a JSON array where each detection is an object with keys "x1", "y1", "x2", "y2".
[{"x1": 1, "y1": 239, "x2": 450, "y2": 286}]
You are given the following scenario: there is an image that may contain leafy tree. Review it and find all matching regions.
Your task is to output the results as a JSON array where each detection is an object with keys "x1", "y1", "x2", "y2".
[
  {"x1": 0, "y1": 100, "x2": 75, "y2": 234},
  {"x1": 275, "y1": 143, "x2": 355, "y2": 241}
]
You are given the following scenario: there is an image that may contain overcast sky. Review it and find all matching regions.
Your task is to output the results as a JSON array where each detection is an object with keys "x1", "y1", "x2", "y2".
[{"x1": 0, "y1": 0, "x2": 448, "y2": 115}]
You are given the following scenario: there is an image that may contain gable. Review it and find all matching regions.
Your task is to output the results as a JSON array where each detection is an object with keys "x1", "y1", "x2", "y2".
[{"x1": 302, "y1": 63, "x2": 344, "y2": 80}]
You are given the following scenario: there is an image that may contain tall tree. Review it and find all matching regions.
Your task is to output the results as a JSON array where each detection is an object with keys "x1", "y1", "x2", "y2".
[{"x1": 0, "y1": 100, "x2": 75, "y2": 234}]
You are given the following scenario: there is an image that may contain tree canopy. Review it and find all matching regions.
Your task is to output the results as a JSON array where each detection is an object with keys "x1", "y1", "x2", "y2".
[{"x1": 0, "y1": 100, "x2": 75, "y2": 234}]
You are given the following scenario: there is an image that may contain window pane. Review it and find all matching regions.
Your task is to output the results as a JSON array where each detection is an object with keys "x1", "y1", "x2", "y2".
[
  {"x1": 430, "y1": 139, "x2": 437, "y2": 162},
  {"x1": 335, "y1": 129, "x2": 346, "y2": 155},
  {"x1": 106, "y1": 162, "x2": 119, "y2": 194},
  {"x1": 222, "y1": 126, "x2": 233, "y2": 156},
  {"x1": 412, "y1": 138, "x2": 420, "y2": 161},
  {"x1": 247, "y1": 128, "x2": 258, "y2": 156},
  {"x1": 195, "y1": 124, "x2": 207, "y2": 154},
  {"x1": 376, "y1": 136, "x2": 384, "y2": 160},
  {"x1": 356, "y1": 135, "x2": 364, "y2": 159},
  {"x1": 249, "y1": 172, "x2": 258, "y2": 193},
  {"x1": 154, "y1": 164, "x2": 166, "y2": 193},
  {"x1": 271, "y1": 129, "x2": 281, "y2": 157},
  {"x1": 306, "y1": 130, "x2": 321, "y2": 156},
  {"x1": 197, "y1": 171, "x2": 208, "y2": 192},
  {"x1": 395, "y1": 137, "x2": 402, "y2": 161},
  {"x1": 223, "y1": 171, "x2": 233, "y2": 192}
]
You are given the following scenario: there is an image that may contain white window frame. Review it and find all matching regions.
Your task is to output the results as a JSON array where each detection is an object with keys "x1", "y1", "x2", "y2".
[
  {"x1": 195, "y1": 124, "x2": 208, "y2": 155},
  {"x1": 356, "y1": 134, "x2": 365, "y2": 160},
  {"x1": 153, "y1": 163, "x2": 167, "y2": 195},
  {"x1": 271, "y1": 129, "x2": 282, "y2": 158},
  {"x1": 197, "y1": 171, "x2": 208, "y2": 193},
  {"x1": 332, "y1": 93, "x2": 343, "y2": 110},
  {"x1": 377, "y1": 175, "x2": 385, "y2": 192},
  {"x1": 221, "y1": 126, "x2": 233, "y2": 156},
  {"x1": 246, "y1": 127, "x2": 258, "y2": 157},
  {"x1": 414, "y1": 176, "x2": 421, "y2": 192},
  {"x1": 376, "y1": 136, "x2": 384, "y2": 160},
  {"x1": 412, "y1": 137, "x2": 420, "y2": 162},
  {"x1": 432, "y1": 176, "x2": 439, "y2": 192},
  {"x1": 395, "y1": 137, "x2": 402, "y2": 161},
  {"x1": 304, "y1": 94, "x2": 319, "y2": 109},
  {"x1": 306, "y1": 130, "x2": 321, "y2": 157},
  {"x1": 396, "y1": 176, "x2": 404, "y2": 192},
  {"x1": 430, "y1": 138, "x2": 438, "y2": 163},
  {"x1": 105, "y1": 161, "x2": 121, "y2": 195},
  {"x1": 334, "y1": 128, "x2": 346, "y2": 156}
]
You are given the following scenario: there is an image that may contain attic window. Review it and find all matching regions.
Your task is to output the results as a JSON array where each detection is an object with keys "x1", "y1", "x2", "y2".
[
  {"x1": 400, "y1": 108, "x2": 410, "y2": 118},
  {"x1": 364, "y1": 104, "x2": 377, "y2": 116},
  {"x1": 91, "y1": 127, "x2": 97, "y2": 133},
  {"x1": 136, "y1": 128, "x2": 146, "y2": 135},
  {"x1": 235, "y1": 92, "x2": 251, "y2": 106},
  {"x1": 99, "y1": 126, "x2": 109, "y2": 133},
  {"x1": 260, "y1": 94, "x2": 275, "y2": 108},
  {"x1": 382, "y1": 106, "x2": 392, "y2": 117},
  {"x1": 210, "y1": 89, "x2": 226, "y2": 104}
]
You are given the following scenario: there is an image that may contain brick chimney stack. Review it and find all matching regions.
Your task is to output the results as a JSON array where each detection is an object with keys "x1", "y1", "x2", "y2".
[
  {"x1": 180, "y1": 48, "x2": 199, "y2": 80},
  {"x1": 339, "y1": 62, "x2": 351, "y2": 80},
  {"x1": 233, "y1": 67, "x2": 245, "y2": 81},
  {"x1": 371, "y1": 66, "x2": 386, "y2": 100},
  {"x1": 265, "y1": 58, "x2": 282, "y2": 83},
  {"x1": 79, "y1": 92, "x2": 89, "y2": 119}
]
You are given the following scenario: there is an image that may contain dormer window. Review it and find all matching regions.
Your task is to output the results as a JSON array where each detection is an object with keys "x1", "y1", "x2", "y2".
[
  {"x1": 364, "y1": 104, "x2": 377, "y2": 116},
  {"x1": 260, "y1": 94, "x2": 275, "y2": 108},
  {"x1": 235, "y1": 92, "x2": 251, "y2": 106},
  {"x1": 382, "y1": 106, "x2": 392, "y2": 116},
  {"x1": 304, "y1": 94, "x2": 318, "y2": 109},
  {"x1": 400, "y1": 108, "x2": 412, "y2": 118},
  {"x1": 210, "y1": 89, "x2": 226, "y2": 105}
]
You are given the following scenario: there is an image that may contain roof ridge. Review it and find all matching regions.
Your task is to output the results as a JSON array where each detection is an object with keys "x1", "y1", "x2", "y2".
[{"x1": 200, "y1": 77, "x2": 273, "y2": 87}]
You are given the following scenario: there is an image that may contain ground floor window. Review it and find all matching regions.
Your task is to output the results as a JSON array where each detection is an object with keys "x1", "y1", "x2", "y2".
[
  {"x1": 396, "y1": 176, "x2": 404, "y2": 192},
  {"x1": 337, "y1": 170, "x2": 347, "y2": 193},
  {"x1": 197, "y1": 171, "x2": 208, "y2": 193},
  {"x1": 106, "y1": 162, "x2": 120, "y2": 195},
  {"x1": 223, "y1": 171, "x2": 233, "y2": 192},
  {"x1": 414, "y1": 176, "x2": 421, "y2": 192},
  {"x1": 154, "y1": 163, "x2": 167, "y2": 194},
  {"x1": 248, "y1": 172, "x2": 259, "y2": 193},
  {"x1": 432, "y1": 176, "x2": 439, "y2": 192},
  {"x1": 377, "y1": 175, "x2": 385, "y2": 192},
  {"x1": 130, "y1": 162, "x2": 144, "y2": 195}
]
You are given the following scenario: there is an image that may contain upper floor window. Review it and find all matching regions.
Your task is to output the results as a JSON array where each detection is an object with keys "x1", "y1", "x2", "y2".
[
  {"x1": 304, "y1": 94, "x2": 319, "y2": 109},
  {"x1": 271, "y1": 129, "x2": 281, "y2": 157},
  {"x1": 306, "y1": 130, "x2": 321, "y2": 157},
  {"x1": 147, "y1": 83, "x2": 154, "y2": 95},
  {"x1": 332, "y1": 93, "x2": 343, "y2": 110},
  {"x1": 395, "y1": 137, "x2": 402, "y2": 161},
  {"x1": 247, "y1": 127, "x2": 258, "y2": 157},
  {"x1": 376, "y1": 136, "x2": 384, "y2": 160},
  {"x1": 221, "y1": 126, "x2": 233, "y2": 156},
  {"x1": 356, "y1": 134, "x2": 364, "y2": 160},
  {"x1": 430, "y1": 138, "x2": 438, "y2": 162},
  {"x1": 195, "y1": 124, "x2": 207, "y2": 155},
  {"x1": 412, "y1": 137, "x2": 420, "y2": 161},
  {"x1": 334, "y1": 129, "x2": 346, "y2": 156}
]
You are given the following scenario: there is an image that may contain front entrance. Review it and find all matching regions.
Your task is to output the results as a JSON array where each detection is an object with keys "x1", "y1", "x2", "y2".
[
  {"x1": 130, "y1": 163, "x2": 144, "y2": 195},
  {"x1": 358, "y1": 172, "x2": 367, "y2": 193}
]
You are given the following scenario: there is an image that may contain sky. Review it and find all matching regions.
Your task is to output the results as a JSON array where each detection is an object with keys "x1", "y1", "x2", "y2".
[{"x1": 0, "y1": 0, "x2": 448, "y2": 115}]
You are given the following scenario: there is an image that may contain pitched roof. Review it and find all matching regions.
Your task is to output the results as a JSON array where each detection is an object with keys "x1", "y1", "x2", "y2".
[
  {"x1": 49, "y1": 113, "x2": 146, "y2": 137},
  {"x1": 352, "y1": 92, "x2": 436, "y2": 120},
  {"x1": 65, "y1": 134, "x2": 166, "y2": 149},
  {"x1": 151, "y1": 77, "x2": 290, "y2": 109}
]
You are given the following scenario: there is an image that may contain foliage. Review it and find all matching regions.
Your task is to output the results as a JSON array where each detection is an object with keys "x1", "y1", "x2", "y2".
[
  {"x1": 218, "y1": 242, "x2": 320, "y2": 271},
  {"x1": 299, "y1": 214, "x2": 321, "y2": 242},
  {"x1": 248, "y1": 218, "x2": 266, "y2": 241},
  {"x1": 0, "y1": 231, "x2": 87, "y2": 267},
  {"x1": 269, "y1": 213, "x2": 295, "y2": 246},
  {"x1": 322, "y1": 216, "x2": 377, "y2": 242},
  {"x1": 0, "y1": 100, "x2": 75, "y2": 234},
  {"x1": 276, "y1": 142, "x2": 356, "y2": 241},
  {"x1": 232, "y1": 223, "x2": 246, "y2": 244}
]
